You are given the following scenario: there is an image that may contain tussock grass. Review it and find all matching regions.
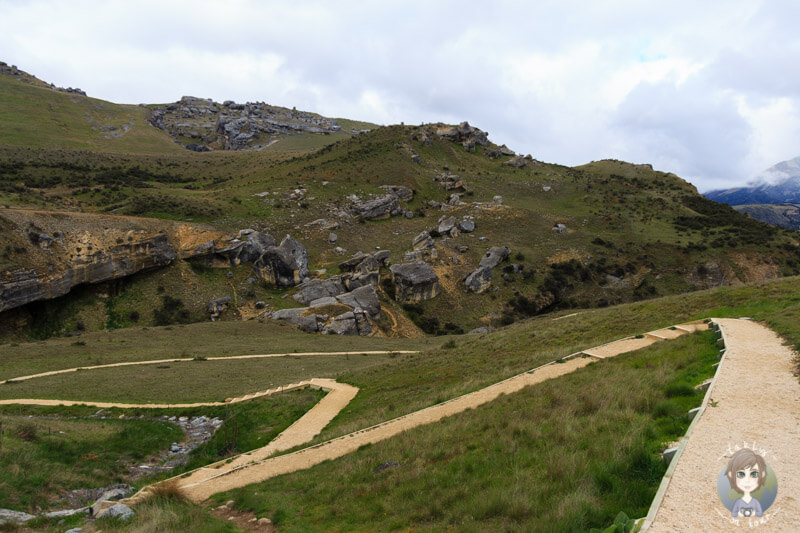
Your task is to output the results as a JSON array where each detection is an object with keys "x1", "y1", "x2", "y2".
[{"x1": 217, "y1": 331, "x2": 718, "y2": 531}]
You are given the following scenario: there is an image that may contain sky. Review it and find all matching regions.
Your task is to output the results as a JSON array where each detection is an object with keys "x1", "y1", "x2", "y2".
[{"x1": 1, "y1": 0, "x2": 799, "y2": 192}]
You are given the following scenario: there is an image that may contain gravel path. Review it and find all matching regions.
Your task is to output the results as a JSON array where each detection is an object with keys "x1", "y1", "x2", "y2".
[
  {"x1": 143, "y1": 321, "x2": 708, "y2": 502},
  {"x1": 647, "y1": 319, "x2": 800, "y2": 531}
]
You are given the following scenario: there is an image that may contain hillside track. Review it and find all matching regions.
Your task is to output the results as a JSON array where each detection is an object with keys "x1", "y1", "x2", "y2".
[
  {"x1": 645, "y1": 318, "x2": 800, "y2": 531},
  {"x1": 0, "y1": 322, "x2": 717, "y2": 508},
  {"x1": 125, "y1": 320, "x2": 707, "y2": 503}
]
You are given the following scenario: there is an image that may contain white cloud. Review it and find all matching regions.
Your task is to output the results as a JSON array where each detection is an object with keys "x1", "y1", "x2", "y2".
[{"x1": 1, "y1": 0, "x2": 799, "y2": 190}]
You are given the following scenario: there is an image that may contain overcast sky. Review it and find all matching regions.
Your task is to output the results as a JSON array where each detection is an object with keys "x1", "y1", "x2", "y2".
[{"x1": 2, "y1": 0, "x2": 799, "y2": 191}]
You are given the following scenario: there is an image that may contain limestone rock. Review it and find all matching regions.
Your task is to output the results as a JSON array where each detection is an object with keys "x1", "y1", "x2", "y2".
[
  {"x1": 378, "y1": 185, "x2": 414, "y2": 202},
  {"x1": 95, "y1": 503, "x2": 134, "y2": 521},
  {"x1": 412, "y1": 231, "x2": 434, "y2": 251},
  {"x1": 465, "y1": 246, "x2": 510, "y2": 293},
  {"x1": 270, "y1": 308, "x2": 322, "y2": 332},
  {"x1": 293, "y1": 278, "x2": 347, "y2": 305},
  {"x1": 351, "y1": 194, "x2": 401, "y2": 220},
  {"x1": 486, "y1": 144, "x2": 515, "y2": 158},
  {"x1": 0, "y1": 233, "x2": 176, "y2": 314},
  {"x1": 479, "y1": 246, "x2": 510, "y2": 269},
  {"x1": 0, "y1": 509, "x2": 35, "y2": 525},
  {"x1": 435, "y1": 121, "x2": 489, "y2": 152},
  {"x1": 336, "y1": 285, "x2": 381, "y2": 318},
  {"x1": 437, "y1": 217, "x2": 457, "y2": 235},
  {"x1": 552, "y1": 224, "x2": 567, "y2": 233},
  {"x1": 434, "y1": 173, "x2": 466, "y2": 191},
  {"x1": 390, "y1": 262, "x2": 440, "y2": 302},
  {"x1": 458, "y1": 219, "x2": 475, "y2": 233},
  {"x1": 464, "y1": 266, "x2": 494, "y2": 293},
  {"x1": 207, "y1": 296, "x2": 231, "y2": 321},
  {"x1": 254, "y1": 235, "x2": 309, "y2": 287}
]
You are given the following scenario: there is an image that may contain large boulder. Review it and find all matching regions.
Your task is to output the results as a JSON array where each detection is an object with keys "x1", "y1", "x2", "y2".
[
  {"x1": 207, "y1": 296, "x2": 232, "y2": 321},
  {"x1": 293, "y1": 278, "x2": 347, "y2": 305},
  {"x1": 479, "y1": 246, "x2": 510, "y2": 269},
  {"x1": 464, "y1": 266, "x2": 494, "y2": 293},
  {"x1": 254, "y1": 235, "x2": 309, "y2": 287},
  {"x1": 464, "y1": 246, "x2": 510, "y2": 293},
  {"x1": 238, "y1": 231, "x2": 277, "y2": 263},
  {"x1": 335, "y1": 284, "x2": 381, "y2": 318},
  {"x1": 390, "y1": 262, "x2": 440, "y2": 302},
  {"x1": 270, "y1": 308, "x2": 323, "y2": 332},
  {"x1": 435, "y1": 122, "x2": 489, "y2": 152},
  {"x1": 351, "y1": 194, "x2": 401, "y2": 220}
]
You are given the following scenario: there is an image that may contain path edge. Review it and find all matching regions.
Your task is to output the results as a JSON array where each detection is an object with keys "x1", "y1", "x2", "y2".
[{"x1": 638, "y1": 318, "x2": 728, "y2": 531}]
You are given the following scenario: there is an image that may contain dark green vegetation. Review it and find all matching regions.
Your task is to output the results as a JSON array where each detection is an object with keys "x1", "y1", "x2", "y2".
[
  {"x1": 217, "y1": 330, "x2": 717, "y2": 531},
  {"x1": 0, "y1": 411, "x2": 180, "y2": 511},
  {"x1": 3, "y1": 121, "x2": 800, "y2": 339},
  {"x1": 0, "y1": 387, "x2": 322, "y2": 513}
]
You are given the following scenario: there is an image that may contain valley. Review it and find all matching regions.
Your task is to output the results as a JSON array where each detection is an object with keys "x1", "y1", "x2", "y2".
[{"x1": 1, "y1": 62, "x2": 799, "y2": 532}]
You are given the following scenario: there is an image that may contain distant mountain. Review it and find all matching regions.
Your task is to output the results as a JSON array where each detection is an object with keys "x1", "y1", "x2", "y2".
[{"x1": 705, "y1": 156, "x2": 800, "y2": 205}]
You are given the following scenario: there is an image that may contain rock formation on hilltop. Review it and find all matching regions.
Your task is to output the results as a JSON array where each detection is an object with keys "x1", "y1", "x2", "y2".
[{"x1": 148, "y1": 96, "x2": 349, "y2": 151}]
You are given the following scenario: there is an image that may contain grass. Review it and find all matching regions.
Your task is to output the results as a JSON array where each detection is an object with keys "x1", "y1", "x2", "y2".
[
  {"x1": 0, "y1": 387, "x2": 323, "y2": 516},
  {"x1": 214, "y1": 330, "x2": 718, "y2": 531},
  {"x1": 0, "y1": 353, "x2": 397, "y2": 404},
  {"x1": 0, "y1": 414, "x2": 180, "y2": 511},
  {"x1": 0, "y1": 319, "x2": 435, "y2": 382}
]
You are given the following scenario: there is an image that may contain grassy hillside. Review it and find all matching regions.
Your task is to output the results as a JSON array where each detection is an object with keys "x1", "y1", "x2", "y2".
[
  {"x1": 0, "y1": 74, "x2": 184, "y2": 154},
  {"x1": 2, "y1": 276, "x2": 799, "y2": 530},
  {"x1": 3, "y1": 121, "x2": 800, "y2": 340}
]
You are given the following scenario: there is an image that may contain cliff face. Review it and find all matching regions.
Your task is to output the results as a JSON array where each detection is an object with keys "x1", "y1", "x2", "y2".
[
  {"x1": 0, "y1": 234, "x2": 175, "y2": 312},
  {"x1": 0, "y1": 209, "x2": 310, "y2": 314}
]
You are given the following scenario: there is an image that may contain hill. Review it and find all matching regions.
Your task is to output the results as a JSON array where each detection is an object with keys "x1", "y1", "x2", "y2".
[
  {"x1": 2, "y1": 62, "x2": 800, "y2": 343},
  {"x1": 734, "y1": 203, "x2": 800, "y2": 230}
]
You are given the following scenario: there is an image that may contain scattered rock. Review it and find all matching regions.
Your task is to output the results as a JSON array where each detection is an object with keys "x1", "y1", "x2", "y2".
[
  {"x1": 465, "y1": 246, "x2": 510, "y2": 293},
  {"x1": 434, "y1": 173, "x2": 466, "y2": 191},
  {"x1": 0, "y1": 509, "x2": 36, "y2": 525},
  {"x1": 95, "y1": 503, "x2": 134, "y2": 521},
  {"x1": 372, "y1": 461, "x2": 401, "y2": 473},
  {"x1": 390, "y1": 262, "x2": 440, "y2": 302},
  {"x1": 207, "y1": 296, "x2": 232, "y2": 321},
  {"x1": 412, "y1": 231, "x2": 435, "y2": 251},
  {"x1": 468, "y1": 326, "x2": 490, "y2": 334},
  {"x1": 328, "y1": 232, "x2": 338, "y2": 244},
  {"x1": 493, "y1": 195, "x2": 503, "y2": 205},
  {"x1": 351, "y1": 194, "x2": 401, "y2": 220},
  {"x1": 437, "y1": 217, "x2": 457, "y2": 235},
  {"x1": 435, "y1": 121, "x2": 489, "y2": 151},
  {"x1": 458, "y1": 219, "x2": 475, "y2": 233},
  {"x1": 378, "y1": 185, "x2": 413, "y2": 202},
  {"x1": 552, "y1": 224, "x2": 567, "y2": 233},
  {"x1": 486, "y1": 144, "x2": 515, "y2": 158}
]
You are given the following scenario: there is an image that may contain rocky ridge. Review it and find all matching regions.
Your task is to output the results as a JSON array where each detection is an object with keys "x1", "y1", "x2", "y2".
[{"x1": 148, "y1": 96, "x2": 352, "y2": 151}]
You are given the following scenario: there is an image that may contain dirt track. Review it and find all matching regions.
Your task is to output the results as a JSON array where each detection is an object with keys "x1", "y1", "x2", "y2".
[
  {"x1": 646, "y1": 319, "x2": 800, "y2": 531},
  {"x1": 0, "y1": 322, "x2": 716, "y2": 507}
]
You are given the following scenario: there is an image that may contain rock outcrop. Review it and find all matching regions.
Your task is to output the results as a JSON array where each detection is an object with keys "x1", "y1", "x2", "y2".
[
  {"x1": 148, "y1": 96, "x2": 344, "y2": 151},
  {"x1": 390, "y1": 262, "x2": 440, "y2": 302},
  {"x1": 271, "y1": 284, "x2": 381, "y2": 335},
  {"x1": 207, "y1": 296, "x2": 231, "y2": 321},
  {"x1": 464, "y1": 246, "x2": 510, "y2": 293},
  {"x1": 435, "y1": 121, "x2": 489, "y2": 152},
  {"x1": 350, "y1": 186, "x2": 413, "y2": 221},
  {"x1": 0, "y1": 233, "x2": 176, "y2": 313},
  {"x1": 253, "y1": 235, "x2": 309, "y2": 287}
]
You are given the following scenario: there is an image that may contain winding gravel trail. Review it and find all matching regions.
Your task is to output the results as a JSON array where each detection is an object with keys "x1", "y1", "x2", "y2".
[{"x1": 646, "y1": 319, "x2": 800, "y2": 531}]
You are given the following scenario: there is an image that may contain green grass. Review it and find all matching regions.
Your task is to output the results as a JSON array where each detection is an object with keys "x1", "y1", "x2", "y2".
[
  {"x1": 214, "y1": 331, "x2": 718, "y2": 531},
  {"x1": 0, "y1": 414, "x2": 180, "y2": 511},
  {"x1": 0, "y1": 353, "x2": 402, "y2": 404},
  {"x1": 0, "y1": 319, "x2": 435, "y2": 382}
]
